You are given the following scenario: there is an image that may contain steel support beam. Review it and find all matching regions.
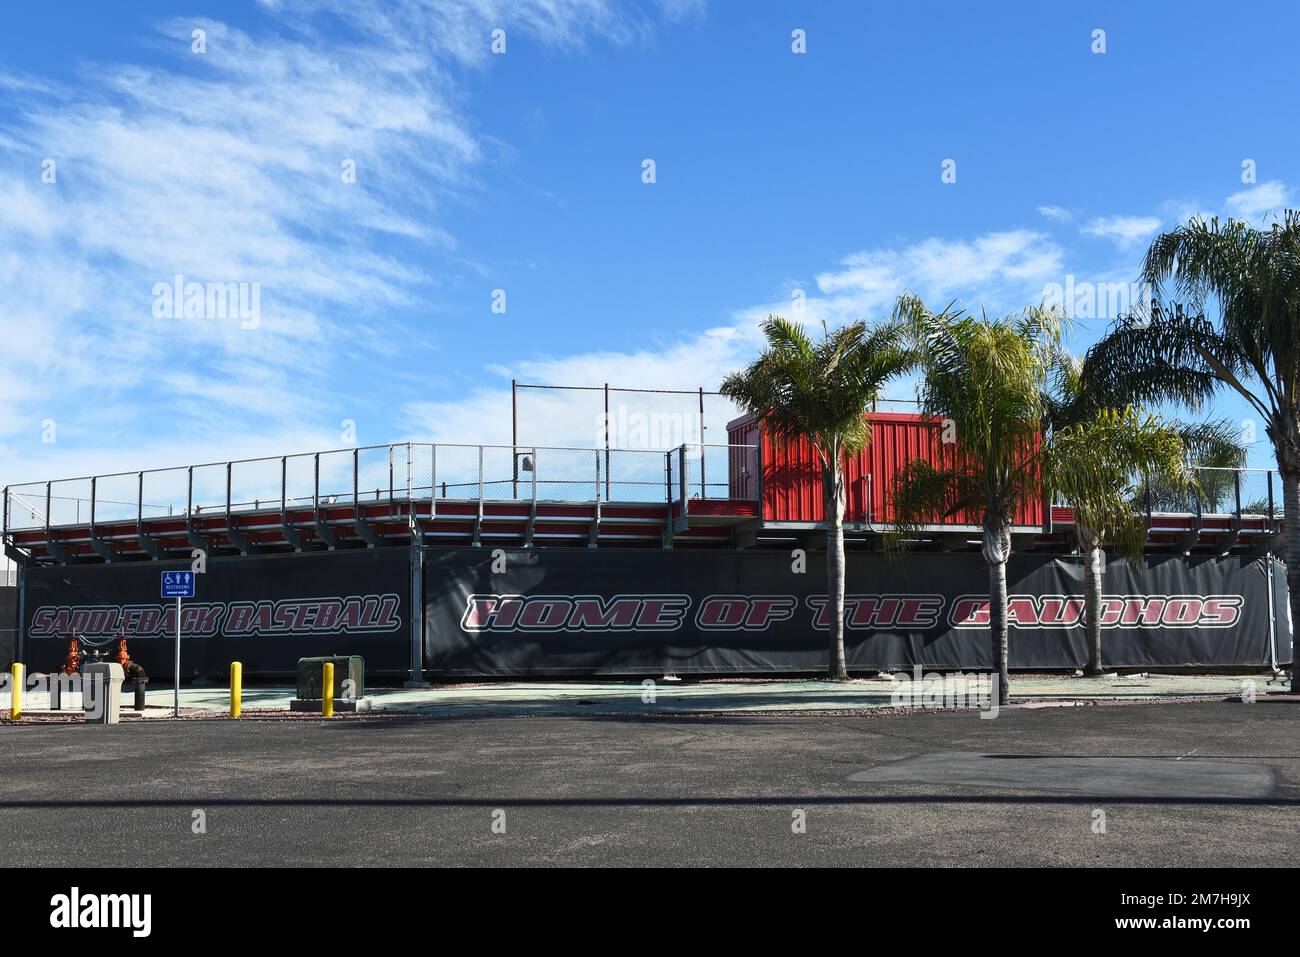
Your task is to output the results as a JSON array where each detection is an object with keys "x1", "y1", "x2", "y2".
[
  {"x1": 278, "y1": 457, "x2": 306, "y2": 551},
  {"x1": 732, "y1": 521, "x2": 762, "y2": 549},
  {"x1": 403, "y1": 545, "x2": 431, "y2": 688},
  {"x1": 87, "y1": 478, "x2": 117, "y2": 562},
  {"x1": 42, "y1": 482, "x2": 69, "y2": 564},
  {"x1": 224, "y1": 517, "x2": 258, "y2": 556},
  {"x1": 312, "y1": 454, "x2": 340, "y2": 549},
  {"x1": 136, "y1": 472, "x2": 166, "y2": 559},
  {"x1": 351, "y1": 449, "x2": 382, "y2": 548}
]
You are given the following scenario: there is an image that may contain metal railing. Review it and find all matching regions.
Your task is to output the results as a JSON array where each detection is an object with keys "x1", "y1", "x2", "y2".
[
  {"x1": 2, "y1": 442, "x2": 762, "y2": 534},
  {"x1": 1050, "y1": 466, "x2": 1284, "y2": 526},
  {"x1": 4, "y1": 444, "x2": 1275, "y2": 539}
]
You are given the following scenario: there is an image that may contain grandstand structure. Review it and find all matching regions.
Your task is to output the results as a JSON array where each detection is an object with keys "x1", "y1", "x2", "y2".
[{"x1": 2, "y1": 412, "x2": 1283, "y2": 566}]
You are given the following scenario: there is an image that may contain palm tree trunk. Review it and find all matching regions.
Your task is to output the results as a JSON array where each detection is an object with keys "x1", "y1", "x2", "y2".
[
  {"x1": 1080, "y1": 529, "x2": 1105, "y2": 676},
  {"x1": 987, "y1": 558, "x2": 1009, "y2": 705},
  {"x1": 825, "y1": 455, "x2": 848, "y2": 680},
  {"x1": 1282, "y1": 469, "x2": 1300, "y2": 693},
  {"x1": 983, "y1": 513, "x2": 1012, "y2": 706}
]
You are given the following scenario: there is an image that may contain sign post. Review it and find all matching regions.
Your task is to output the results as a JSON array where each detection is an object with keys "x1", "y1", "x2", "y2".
[{"x1": 161, "y1": 571, "x2": 196, "y2": 717}]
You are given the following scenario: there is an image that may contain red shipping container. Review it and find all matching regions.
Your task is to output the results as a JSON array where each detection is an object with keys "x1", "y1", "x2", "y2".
[{"x1": 726, "y1": 411, "x2": 1044, "y2": 528}]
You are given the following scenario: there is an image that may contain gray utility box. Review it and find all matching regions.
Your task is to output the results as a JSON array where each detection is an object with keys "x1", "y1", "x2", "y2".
[
  {"x1": 82, "y1": 662, "x2": 124, "y2": 724},
  {"x1": 290, "y1": 656, "x2": 370, "y2": 712}
]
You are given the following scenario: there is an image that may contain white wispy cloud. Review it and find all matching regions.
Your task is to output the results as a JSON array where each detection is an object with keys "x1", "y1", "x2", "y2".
[
  {"x1": 1224, "y1": 180, "x2": 1292, "y2": 222},
  {"x1": 404, "y1": 332, "x2": 748, "y2": 448},
  {"x1": 1081, "y1": 215, "x2": 1162, "y2": 247},
  {"x1": 1037, "y1": 205, "x2": 1073, "y2": 223},
  {"x1": 813, "y1": 229, "x2": 1062, "y2": 315},
  {"x1": 0, "y1": 1, "x2": 674, "y2": 485},
  {"x1": 404, "y1": 228, "x2": 1067, "y2": 443}
]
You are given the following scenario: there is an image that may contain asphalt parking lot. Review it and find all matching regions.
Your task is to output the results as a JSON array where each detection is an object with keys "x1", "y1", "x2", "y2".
[{"x1": 0, "y1": 700, "x2": 1295, "y2": 866}]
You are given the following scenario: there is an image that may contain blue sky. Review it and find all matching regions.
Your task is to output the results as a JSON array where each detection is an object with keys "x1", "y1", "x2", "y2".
[{"x1": 1, "y1": 0, "x2": 1297, "y2": 491}]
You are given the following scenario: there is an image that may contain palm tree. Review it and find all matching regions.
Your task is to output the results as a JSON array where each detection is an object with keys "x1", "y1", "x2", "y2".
[
  {"x1": 1045, "y1": 374, "x2": 1191, "y2": 675},
  {"x1": 720, "y1": 315, "x2": 915, "y2": 679},
  {"x1": 890, "y1": 295, "x2": 1064, "y2": 705},
  {"x1": 1048, "y1": 361, "x2": 1243, "y2": 675},
  {"x1": 1082, "y1": 212, "x2": 1300, "y2": 690}
]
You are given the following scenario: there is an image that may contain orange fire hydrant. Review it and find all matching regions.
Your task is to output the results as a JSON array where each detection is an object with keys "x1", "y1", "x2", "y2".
[{"x1": 59, "y1": 638, "x2": 80, "y2": 676}]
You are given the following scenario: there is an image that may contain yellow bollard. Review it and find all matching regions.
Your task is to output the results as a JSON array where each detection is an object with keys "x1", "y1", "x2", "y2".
[
  {"x1": 230, "y1": 661, "x2": 242, "y2": 718},
  {"x1": 9, "y1": 663, "x2": 22, "y2": 720},
  {"x1": 322, "y1": 662, "x2": 334, "y2": 718}
]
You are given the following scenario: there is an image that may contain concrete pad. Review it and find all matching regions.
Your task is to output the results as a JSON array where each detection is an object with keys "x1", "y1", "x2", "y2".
[
  {"x1": 848, "y1": 751, "x2": 1277, "y2": 798},
  {"x1": 289, "y1": 698, "x2": 373, "y2": 713},
  {"x1": 7, "y1": 672, "x2": 1283, "y2": 720},
  {"x1": 0, "y1": 702, "x2": 1295, "y2": 866}
]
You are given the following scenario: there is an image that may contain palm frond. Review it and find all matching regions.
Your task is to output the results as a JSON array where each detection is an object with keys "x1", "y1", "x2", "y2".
[
  {"x1": 885, "y1": 295, "x2": 1062, "y2": 551},
  {"x1": 1044, "y1": 406, "x2": 1189, "y2": 563},
  {"x1": 720, "y1": 314, "x2": 917, "y2": 467},
  {"x1": 1092, "y1": 212, "x2": 1300, "y2": 446}
]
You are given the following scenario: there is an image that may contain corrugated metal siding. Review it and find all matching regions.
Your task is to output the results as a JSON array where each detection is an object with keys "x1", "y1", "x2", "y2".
[{"x1": 727, "y1": 412, "x2": 1044, "y2": 527}]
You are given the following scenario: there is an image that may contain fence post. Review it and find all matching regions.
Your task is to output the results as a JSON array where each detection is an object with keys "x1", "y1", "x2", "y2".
[
  {"x1": 663, "y1": 449, "x2": 673, "y2": 546},
  {"x1": 604, "y1": 382, "x2": 611, "y2": 501},
  {"x1": 1268, "y1": 471, "x2": 1276, "y2": 530},
  {"x1": 1265, "y1": 551, "x2": 1279, "y2": 672},
  {"x1": 405, "y1": 545, "x2": 429, "y2": 688},
  {"x1": 1233, "y1": 469, "x2": 1242, "y2": 524},
  {"x1": 678, "y1": 445, "x2": 688, "y2": 518}
]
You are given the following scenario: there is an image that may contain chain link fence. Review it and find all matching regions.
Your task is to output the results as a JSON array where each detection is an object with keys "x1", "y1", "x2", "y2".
[
  {"x1": 19, "y1": 442, "x2": 1278, "y2": 533},
  {"x1": 1140, "y1": 466, "x2": 1281, "y2": 521},
  {"x1": 7, "y1": 460, "x2": 1283, "y2": 532}
]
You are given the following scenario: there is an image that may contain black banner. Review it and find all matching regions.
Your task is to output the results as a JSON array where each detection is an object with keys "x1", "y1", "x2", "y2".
[
  {"x1": 424, "y1": 548, "x2": 1287, "y2": 675},
  {"x1": 16, "y1": 546, "x2": 1288, "y2": 679},
  {"x1": 22, "y1": 549, "x2": 409, "y2": 678}
]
